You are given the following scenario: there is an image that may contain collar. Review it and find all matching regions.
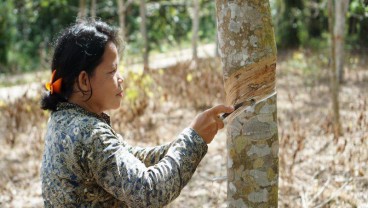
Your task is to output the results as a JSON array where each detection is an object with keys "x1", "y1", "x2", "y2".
[{"x1": 56, "y1": 102, "x2": 111, "y2": 125}]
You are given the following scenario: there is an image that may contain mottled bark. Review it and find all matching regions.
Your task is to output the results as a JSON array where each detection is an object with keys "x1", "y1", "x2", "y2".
[{"x1": 215, "y1": 0, "x2": 279, "y2": 207}]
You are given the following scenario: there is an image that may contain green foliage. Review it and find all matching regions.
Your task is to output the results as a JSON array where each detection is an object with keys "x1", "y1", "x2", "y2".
[
  {"x1": 147, "y1": 2, "x2": 191, "y2": 51},
  {"x1": 0, "y1": 0, "x2": 17, "y2": 71},
  {"x1": 275, "y1": 0, "x2": 305, "y2": 48},
  {"x1": 350, "y1": 0, "x2": 366, "y2": 15},
  {"x1": 347, "y1": 0, "x2": 368, "y2": 47},
  {"x1": 1, "y1": 0, "x2": 367, "y2": 74},
  {"x1": 124, "y1": 70, "x2": 157, "y2": 103},
  {"x1": 273, "y1": 0, "x2": 368, "y2": 49},
  {"x1": 0, "y1": 0, "x2": 77, "y2": 73}
]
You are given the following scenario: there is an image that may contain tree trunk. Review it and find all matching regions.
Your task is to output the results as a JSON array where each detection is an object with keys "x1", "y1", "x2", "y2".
[
  {"x1": 192, "y1": 0, "x2": 200, "y2": 63},
  {"x1": 328, "y1": 0, "x2": 342, "y2": 138},
  {"x1": 140, "y1": 0, "x2": 149, "y2": 72},
  {"x1": 117, "y1": 0, "x2": 126, "y2": 40},
  {"x1": 334, "y1": 0, "x2": 349, "y2": 83},
  {"x1": 78, "y1": 0, "x2": 87, "y2": 20},
  {"x1": 215, "y1": 0, "x2": 278, "y2": 207},
  {"x1": 117, "y1": 0, "x2": 133, "y2": 41},
  {"x1": 91, "y1": 0, "x2": 97, "y2": 20}
]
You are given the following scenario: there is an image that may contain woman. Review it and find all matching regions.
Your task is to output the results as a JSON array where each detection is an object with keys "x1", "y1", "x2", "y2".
[{"x1": 40, "y1": 19, "x2": 233, "y2": 207}]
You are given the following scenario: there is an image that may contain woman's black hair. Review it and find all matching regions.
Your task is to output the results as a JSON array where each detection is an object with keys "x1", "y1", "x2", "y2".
[{"x1": 41, "y1": 19, "x2": 120, "y2": 111}]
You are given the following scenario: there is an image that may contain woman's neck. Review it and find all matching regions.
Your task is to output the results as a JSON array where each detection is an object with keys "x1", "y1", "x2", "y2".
[{"x1": 68, "y1": 95, "x2": 103, "y2": 116}]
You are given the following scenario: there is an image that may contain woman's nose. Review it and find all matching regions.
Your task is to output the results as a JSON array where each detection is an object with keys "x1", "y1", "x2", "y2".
[{"x1": 117, "y1": 73, "x2": 124, "y2": 83}]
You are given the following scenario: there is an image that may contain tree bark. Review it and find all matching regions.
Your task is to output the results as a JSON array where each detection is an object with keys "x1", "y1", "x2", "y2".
[
  {"x1": 192, "y1": 0, "x2": 200, "y2": 63},
  {"x1": 140, "y1": 0, "x2": 149, "y2": 72},
  {"x1": 328, "y1": 0, "x2": 342, "y2": 138},
  {"x1": 334, "y1": 0, "x2": 349, "y2": 83},
  {"x1": 215, "y1": 0, "x2": 278, "y2": 207},
  {"x1": 78, "y1": 0, "x2": 87, "y2": 20},
  {"x1": 117, "y1": 0, "x2": 126, "y2": 40},
  {"x1": 117, "y1": 0, "x2": 133, "y2": 42},
  {"x1": 91, "y1": 0, "x2": 97, "y2": 20}
]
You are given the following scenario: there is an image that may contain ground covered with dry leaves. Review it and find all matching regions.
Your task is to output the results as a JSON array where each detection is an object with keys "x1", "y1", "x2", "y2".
[{"x1": 0, "y1": 51, "x2": 367, "y2": 207}]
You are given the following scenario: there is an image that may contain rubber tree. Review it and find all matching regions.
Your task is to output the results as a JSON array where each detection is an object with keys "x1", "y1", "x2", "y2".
[
  {"x1": 91, "y1": 0, "x2": 97, "y2": 20},
  {"x1": 78, "y1": 0, "x2": 87, "y2": 20},
  {"x1": 117, "y1": 0, "x2": 133, "y2": 42},
  {"x1": 334, "y1": 0, "x2": 349, "y2": 83},
  {"x1": 140, "y1": 0, "x2": 149, "y2": 72},
  {"x1": 328, "y1": 0, "x2": 342, "y2": 138},
  {"x1": 215, "y1": 0, "x2": 279, "y2": 207},
  {"x1": 192, "y1": 0, "x2": 200, "y2": 63}
]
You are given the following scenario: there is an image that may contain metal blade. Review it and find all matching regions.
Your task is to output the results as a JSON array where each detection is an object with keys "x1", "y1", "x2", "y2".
[{"x1": 219, "y1": 99, "x2": 255, "y2": 121}]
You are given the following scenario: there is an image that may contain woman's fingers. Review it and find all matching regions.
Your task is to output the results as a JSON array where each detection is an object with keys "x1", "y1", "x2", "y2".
[
  {"x1": 214, "y1": 116, "x2": 224, "y2": 130},
  {"x1": 190, "y1": 105, "x2": 233, "y2": 144},
  {"x1": 207, "y1": 105, "x2": 233, "y2": 131},
  {"x1": 208, "y1": 105, "x2": 233, "y2": 130},
  {"x1": 210, "y1": 104, "x2": 234, "y2": 115}
]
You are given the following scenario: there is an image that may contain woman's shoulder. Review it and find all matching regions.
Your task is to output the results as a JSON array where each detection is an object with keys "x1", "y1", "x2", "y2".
[
  {"x1": 50, "y1": 103, "x2": 114, "y2": 140},
  {"x1": 53, "y1": 102, "x2": 110, "y2": 126}
]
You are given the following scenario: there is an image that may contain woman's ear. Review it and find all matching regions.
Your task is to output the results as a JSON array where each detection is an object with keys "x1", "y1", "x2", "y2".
[{"x1": 77, "y1": 71, "x2": 91, "y2": 92}]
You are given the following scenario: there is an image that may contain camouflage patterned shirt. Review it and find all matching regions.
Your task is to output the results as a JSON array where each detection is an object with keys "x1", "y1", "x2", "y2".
[{"x1": 41, "y1": 102, "x2": 208, "y2": 207}]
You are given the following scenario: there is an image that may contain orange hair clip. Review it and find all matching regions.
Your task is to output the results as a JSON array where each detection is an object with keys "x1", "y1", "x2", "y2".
[{"x1": 45, "y1": 70, "x2": 62, "y2": 94}]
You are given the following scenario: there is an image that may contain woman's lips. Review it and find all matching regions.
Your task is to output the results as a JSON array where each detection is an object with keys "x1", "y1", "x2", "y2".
[{"x1": 117, "y1": 91, "x2": 124, "y2": 96}]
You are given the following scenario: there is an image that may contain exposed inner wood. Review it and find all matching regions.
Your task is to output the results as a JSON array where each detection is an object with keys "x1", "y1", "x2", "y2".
[{"x1": 224, "y1": 56, "x2": 277, "y2": 105}]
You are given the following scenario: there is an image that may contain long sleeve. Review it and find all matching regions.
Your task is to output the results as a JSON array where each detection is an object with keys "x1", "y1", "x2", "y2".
[
  {"x1": 87, "y1": 126, "x2": 208, "y2": 207},
  {"x1": 117, "y1": 134, "x2": 172, "y2": 167}
]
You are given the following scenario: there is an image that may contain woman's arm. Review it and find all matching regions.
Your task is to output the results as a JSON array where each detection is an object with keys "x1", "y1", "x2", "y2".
[
  {"x1": 117, "y1": 134, "x2": 173, "y2": 167},
  {"x1": 88, "y1": 126, "x2": 207, "y2": 207}
]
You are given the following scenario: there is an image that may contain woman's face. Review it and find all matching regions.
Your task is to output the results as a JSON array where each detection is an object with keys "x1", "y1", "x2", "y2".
[{"x1": 88, "y1": 42, "x2": 124, "y2": 113}]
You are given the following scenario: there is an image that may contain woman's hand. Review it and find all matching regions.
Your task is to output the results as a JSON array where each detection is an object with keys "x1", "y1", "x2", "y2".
[{"x1": 190, "y1": 105, "x2": 234, "y2": 144}]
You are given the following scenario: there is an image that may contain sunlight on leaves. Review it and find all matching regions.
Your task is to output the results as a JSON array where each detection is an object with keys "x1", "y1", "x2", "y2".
[
  {"x1": 186, "y1": 73, "x2": 193, "y2": 82},
  {"x1": 0, "y1": 100, "x2": 6, "y2": 108}
]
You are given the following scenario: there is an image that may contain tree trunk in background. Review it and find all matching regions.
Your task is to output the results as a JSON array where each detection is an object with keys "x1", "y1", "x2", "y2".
[
  {"x1": 328, "y1": 0, "x2": 341, "y2": 138},
  {"x1": 117, "y1": 0, "x2": 133, "y2": 42},
  {"x1": 91, "y1": 0, "x2": 97, "y2": 20},
  {"x1": 78, "y1": 0, "x2": 87, "y2": 20},
  {"x1": 214, "y1": 4, "x2": 220, "y2": 58},
  {"x1": 192, "y1": 0, "x2": 199, "y2": 63},
  {"x1": 334, "y1": 0, "x2": 349, "y2": 83},
  {"x1": 140, "y1": 0, "x2": 149, "y2": 72},
  {"x1": 215, "y1": 0, "x2": 278, "y2": 207},
  {"x1": 117, "y1": 0, "x2": 126, "y2": 42}
]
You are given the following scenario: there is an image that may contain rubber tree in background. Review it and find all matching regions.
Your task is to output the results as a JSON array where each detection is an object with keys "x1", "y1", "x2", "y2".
[
  {"x1": 140, "y1": 0, "x2": 149, "y2": 72},
  {"x1": 328, "y1": 0, "x2": 342, "y2": 138},
  {"x1": 117, "y1": 0, "x2": 134, "y2": 43},
  {"x1": 334, "y1": 0, "x2": 349, "y2": 84},
  {"x1": 78, "y1": 0, "x2": 87, "y2": 20},
  {"x1": 215, "y1": 0, "x2": 279, "y2": 207},
  {"x1": 91, "y1": 0, "x2": 97, "y2": 20},
  {"x1": 192, "y1": 0, "x2": 200, "y2": 64}
]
